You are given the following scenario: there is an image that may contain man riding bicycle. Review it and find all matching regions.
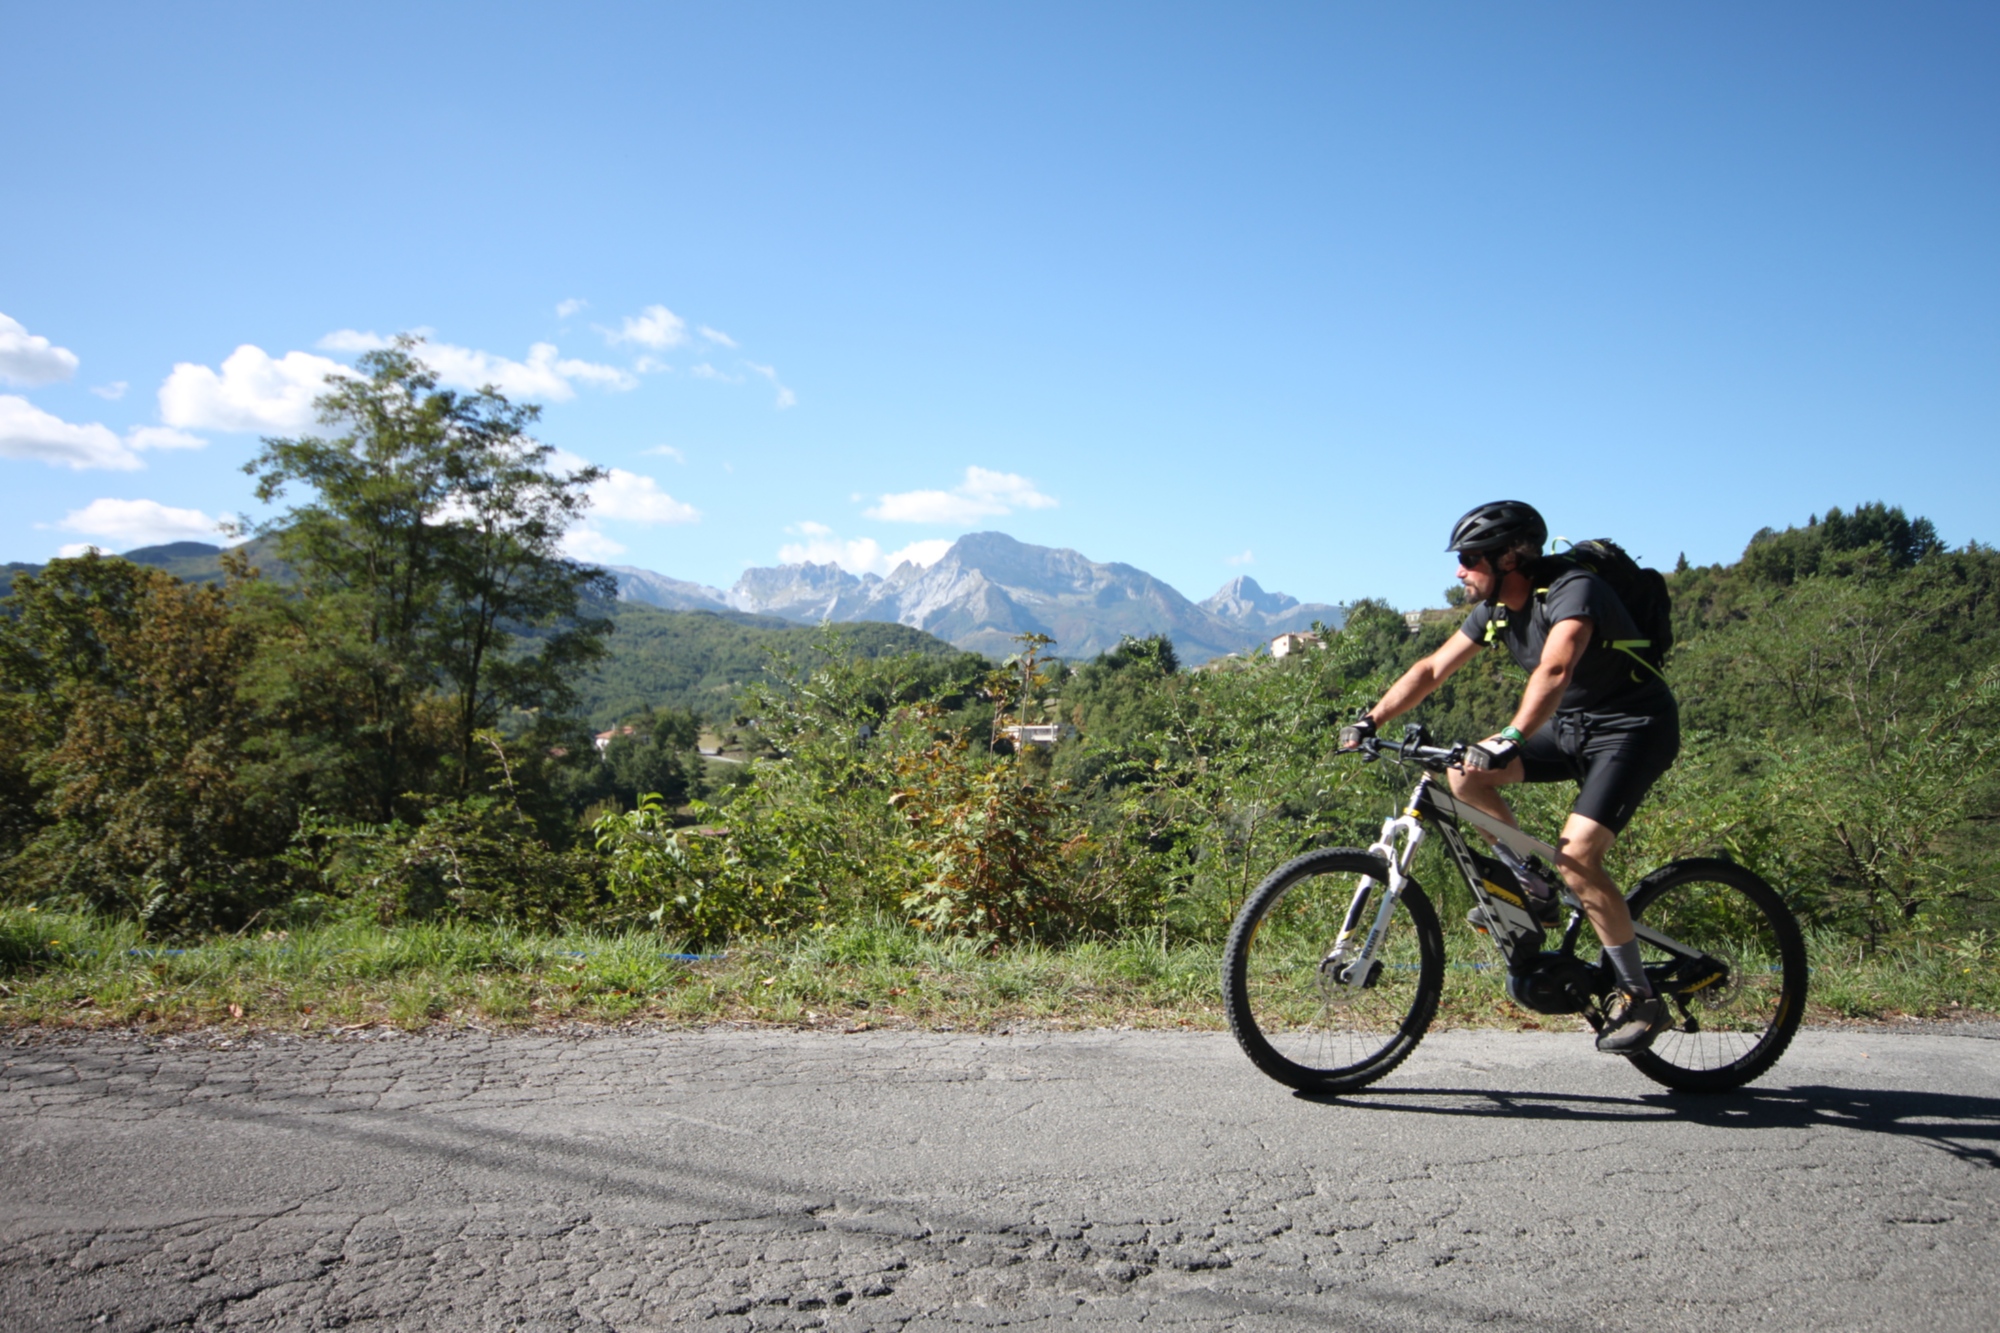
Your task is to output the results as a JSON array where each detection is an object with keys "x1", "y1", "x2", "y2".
[{"x1": 1338, "y1": 500, "x2": 1680, "y2": 1053}]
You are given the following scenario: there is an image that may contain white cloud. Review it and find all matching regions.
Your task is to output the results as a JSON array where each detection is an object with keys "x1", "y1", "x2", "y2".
[
  {"x1": 964, "y1": 466, "x2": 1056, "y2": 509},
  {"x1": 91, "y1": 381, "x2": 129, "y2": 401},
  {"x1": 561, "y1": 524, "x2": 627, "y2": 562},
  {"x1": 159, "y1": 345, "x2": 349, "y2": 433},
  {"x1": 864, "y1": 489, "x2": 980, "y2": 525},
  {"x1": 588, "y1": 468, "x2": 700, "y2": 525},
  {"x1": 643, "y1": 444, "x2": 686, "y2": 463},
  {"x1": 556, "y1": 298, "x2": 588, "y2": 319},
  {"x1": 543, "y1": 452, "x2": 697, "y2": 536},
  {"x1": 317, "y1": 328, "x2": 393, "y2": 353},
  {"x1": 698, "y1": 325, "x2": 737, "y2": 348},
  {"x1": 128, "y1": 425, "x2": 206, "y2": 452},
  {"x1": 745, "y1": 361, "x2": 796, "y2": 409},
  {"x1": 0, "y1": 395, "x2": 141, "y2": 470},
  {"x1": 427, "y1": 341, "x2": 635, "y2": 398},
  {"x1": 865, "y1": 466, "x2": 1057, "y2": 524},
  {"x1": 312, "y1": 333, "x2": 639, "y2": 401},
  {"x1": 0, "y1": 313, "x2": 81, "y2": 387},
  {"x1": 54, "y1": 497, "x2": 224, "y2": 548},
  {"x1": 539, "y1": 349, "x2": 637, "y2": 391},
  {"x1": 775, "y1": 527, "x2": 952, "y2": 575},
  {"x1": 690, "y1": 362, "x2": 739, "y2": 382},
  {"x1": 1226, "y1": 549, "x2": 1255, "y2": 566},
  {"x1": 778, "y1": 532, "x2": 890, "y2": 573},
  {"x1": 0, "y1": 400, "x2": 200, "y2": 469},
  {"x1": 607, "y1": 305, "x2": 689, "y2": 350},
  {"x1": 888, "y1": 538, "x2": 952, "y2": 569},
  {"x1": 634, "y1": 355, "x2": 672, "y2": 375}
]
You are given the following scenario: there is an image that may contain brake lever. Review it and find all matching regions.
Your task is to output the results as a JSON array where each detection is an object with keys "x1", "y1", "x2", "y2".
[{"x1": 1342, "y1": 736, "x2": 1384, "y2": 764}]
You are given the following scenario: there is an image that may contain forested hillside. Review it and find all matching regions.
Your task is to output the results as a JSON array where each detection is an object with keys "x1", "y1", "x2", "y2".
[
  {"x1": 578, "y1": 605, "x2": 972, "y2": 726},
  {"x1": 0, "y1": 541, "x2": 967, "y2": 730}
]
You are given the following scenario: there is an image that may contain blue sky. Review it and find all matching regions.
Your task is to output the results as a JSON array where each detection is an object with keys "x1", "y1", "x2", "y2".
[{"x1": 4, "y1": 2, "x2": 1994, "y2": 611}]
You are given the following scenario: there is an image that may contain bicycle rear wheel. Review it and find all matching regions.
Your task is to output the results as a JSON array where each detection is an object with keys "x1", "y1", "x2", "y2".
[
  {"x1": 1222, "y1": 848, "x2": 1444, "y2": 1093},
  {"x1": 1623, "y1": 858, "x2": 1808, "y2": 1093}
]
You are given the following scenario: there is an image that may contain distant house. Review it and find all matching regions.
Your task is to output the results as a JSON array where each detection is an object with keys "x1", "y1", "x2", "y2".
[
  {"x1": 594, "y1": 724, "x2": 640, "y2": 755},
  {"x1": 1404, "y1": 607, "x2": 1462, "y2": 637},
  {"x1": 1269, "y1": 632, "x2": 1323, "y2": 658},
  {"x1": 998, "y1": 722, "x2": 1069, "y2": 749}
]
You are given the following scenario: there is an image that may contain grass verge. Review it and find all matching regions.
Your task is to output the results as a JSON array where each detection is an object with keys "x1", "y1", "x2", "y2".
[{"x1": 1, "y1": 908, "x2": 1993, "y2": 1036}]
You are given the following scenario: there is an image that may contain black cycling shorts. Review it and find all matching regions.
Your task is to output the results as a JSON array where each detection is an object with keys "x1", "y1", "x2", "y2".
[{"x1": 1516, "y1": 705, "x2": 1680, "y2": 834}]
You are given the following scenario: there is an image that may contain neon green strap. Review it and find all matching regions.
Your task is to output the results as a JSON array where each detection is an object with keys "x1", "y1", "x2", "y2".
[{"x1": 1608, "y1": 639, "x2": 1669, "y2": 682}]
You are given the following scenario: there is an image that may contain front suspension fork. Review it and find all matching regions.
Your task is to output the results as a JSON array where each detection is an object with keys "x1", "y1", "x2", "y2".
[{"x1": 1324, "y1": 812, "x2": 1426, "y2": 989}]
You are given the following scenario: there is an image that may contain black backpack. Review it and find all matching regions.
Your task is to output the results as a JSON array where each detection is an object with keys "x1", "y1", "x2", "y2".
[{"x1": 1548, "y1": 539, "x2": 1673, "y2": 677}]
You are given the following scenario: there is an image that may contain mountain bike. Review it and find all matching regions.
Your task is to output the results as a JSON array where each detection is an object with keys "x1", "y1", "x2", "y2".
[{"x1": 1221, "y1": 725, "x2": 1808, "y2": 1094}]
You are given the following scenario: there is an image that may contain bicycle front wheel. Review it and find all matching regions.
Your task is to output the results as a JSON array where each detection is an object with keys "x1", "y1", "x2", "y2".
[
  {"x1": 1222, "y1": 847, "x2": 1444, "y2": 1094},
  {"x1": 1623, "y1": 858, "x2": 1808, "y2": 1093}
]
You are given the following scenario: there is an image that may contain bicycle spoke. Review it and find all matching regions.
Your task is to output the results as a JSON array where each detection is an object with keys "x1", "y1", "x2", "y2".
[
  {"x1": 1223, "y1": 849, "x2": 1444, "y2": 1093},
  {"x1": 1623, "y1": 860, "x2": 1807, "y2": 1093}
]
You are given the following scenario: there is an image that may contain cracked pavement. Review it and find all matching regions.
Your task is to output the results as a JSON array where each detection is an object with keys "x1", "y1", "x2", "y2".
[{"x1": 3, "y1": 1025, "x2": 1997, "y2": 1330}]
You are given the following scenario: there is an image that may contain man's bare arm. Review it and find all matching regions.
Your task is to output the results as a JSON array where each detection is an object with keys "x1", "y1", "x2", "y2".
[{"x1": 1504, "y1": 616, "x2": 1591, "y2": 739}]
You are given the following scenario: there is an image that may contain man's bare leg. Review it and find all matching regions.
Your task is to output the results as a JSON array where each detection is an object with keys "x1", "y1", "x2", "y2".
[
  {"x1": 1446, "y1": 759, "x2": 1524, "y2": 829},
  {"x1": 1556, "y1": 812, "x2": 1665, "y2": 1049},
  {"x1": 1450, "y1": 772, "x2": 1639, "y2": 947},
  {"x1": 1551, "y1": 812, "x2": 1635, "y2": 947}
]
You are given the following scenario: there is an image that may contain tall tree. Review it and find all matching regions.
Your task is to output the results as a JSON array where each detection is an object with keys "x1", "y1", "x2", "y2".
[
  {"x1": 246, "y1": 338, "x2": 614, "y2": 821},
  {"x1": 0, "y1": 553, "x2": 285, "y2": 930}
]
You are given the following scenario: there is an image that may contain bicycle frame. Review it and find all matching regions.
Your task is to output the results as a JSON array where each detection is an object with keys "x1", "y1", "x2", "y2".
[{"x1": 1326, "y1": 757, "x2": 1705, "y2": 1005}]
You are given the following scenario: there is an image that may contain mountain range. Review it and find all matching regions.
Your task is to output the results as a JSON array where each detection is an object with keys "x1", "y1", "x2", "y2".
[
  {"x1": 611, "y1": 531, "x2": 1346, "y2": 663},
  {"x1": 11, "y1": 530, "x2": 1347, "y2": 666}
]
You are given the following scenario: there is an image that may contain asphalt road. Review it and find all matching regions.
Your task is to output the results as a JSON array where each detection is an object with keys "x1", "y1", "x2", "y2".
[{"x1": 3, "y1": 1024, "x2": 1996, "y2": 1331}]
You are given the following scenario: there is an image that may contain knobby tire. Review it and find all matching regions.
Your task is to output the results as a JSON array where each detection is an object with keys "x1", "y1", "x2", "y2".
[
  {"x1": 1622, "y1": 857, "x2": 1808, "y2": 1093},
  {"x1": 1222, "y1": 847, "x2": 1444, "y2": 1094}
]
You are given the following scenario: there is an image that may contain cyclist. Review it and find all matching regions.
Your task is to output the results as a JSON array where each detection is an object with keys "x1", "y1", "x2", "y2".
[{"x1": 1338, "y1": 500, "x2": 1680, "y2": 1053}]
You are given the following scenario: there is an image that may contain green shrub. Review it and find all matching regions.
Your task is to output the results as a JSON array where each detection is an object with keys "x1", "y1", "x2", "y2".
[
  {"x1": 594, "y1": 792, "x2": 810, "y2": 942},
  {"x1": 892, "y1": 737, "x2": 1083, "y2": 944},
  {"x1": 288, "y1": 797, "x2": 599, "y2": 930}
]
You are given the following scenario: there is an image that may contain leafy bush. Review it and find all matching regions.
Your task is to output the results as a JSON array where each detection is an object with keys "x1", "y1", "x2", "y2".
[
  {"x1": 595, "y1": 793, "x2": 807, "y2": 942},
  {"x1": 288, "y1": 796, "x2": 599, "y2": 931},
  {"x1": 892, "y1": 737, "x2": 1081, "y2": 944}
]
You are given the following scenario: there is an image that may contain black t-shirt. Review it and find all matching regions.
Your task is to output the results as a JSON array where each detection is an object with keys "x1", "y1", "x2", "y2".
[{"x1": 1458, "y1": 566, "x2": 1674, "y2": 719}]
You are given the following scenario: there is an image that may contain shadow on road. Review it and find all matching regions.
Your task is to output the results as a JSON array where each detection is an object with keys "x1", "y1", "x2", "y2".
[{"x1": 1299, "y1": 1083, "x2": 2000, "y2": 1168}]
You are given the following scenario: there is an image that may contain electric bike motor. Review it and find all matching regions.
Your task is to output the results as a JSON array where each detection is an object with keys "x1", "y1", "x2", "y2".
[{"x1": 1505, "y1": 952, "x2": 1605, "y2": 1015}]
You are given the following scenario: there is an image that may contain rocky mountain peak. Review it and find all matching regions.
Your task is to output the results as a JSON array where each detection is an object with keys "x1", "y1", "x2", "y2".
[
  {"x1": 1201, "y1": 575, "x2": 1300, "y2": 621},
  {"x1": 609, "y1": 566, "x2": 730, "y2": 613},
  {"x1": 727, "y1": 561, "x2": 881, "y2": 620},
  {"x1": 615, "y1": 533, "x2": 1347, "y2": 663}
]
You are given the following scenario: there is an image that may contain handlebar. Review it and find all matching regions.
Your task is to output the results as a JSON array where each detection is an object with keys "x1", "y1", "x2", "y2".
[{"x1": 1344, "y1": 723, "x2": 1466, "y2": 772}]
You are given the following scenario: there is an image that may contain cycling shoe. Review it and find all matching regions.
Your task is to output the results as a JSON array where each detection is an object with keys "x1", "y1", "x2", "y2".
[{"x1": 1596, "y1": 990, "x2": 1671, "y2": 1053}]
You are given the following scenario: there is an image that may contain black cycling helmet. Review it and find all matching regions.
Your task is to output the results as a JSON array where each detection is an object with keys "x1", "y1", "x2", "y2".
[{"x1": 1446, "y1": 500, "x2": 1547, "y2": 557}]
